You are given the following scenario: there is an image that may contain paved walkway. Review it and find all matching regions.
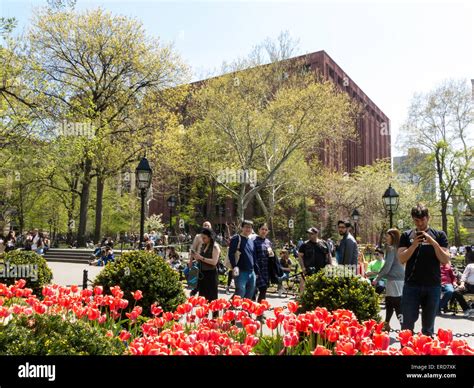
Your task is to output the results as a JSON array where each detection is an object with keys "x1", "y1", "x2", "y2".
[{"x1": 47, "y1": 262, "x2": 474, "y2": 346}]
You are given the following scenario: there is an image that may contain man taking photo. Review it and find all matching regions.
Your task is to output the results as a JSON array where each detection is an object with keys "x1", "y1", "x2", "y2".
[{"x1": 398, "y1": 204, "x2": 450, "y2": 336}]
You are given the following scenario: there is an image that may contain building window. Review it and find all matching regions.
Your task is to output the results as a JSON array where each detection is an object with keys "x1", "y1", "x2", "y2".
[{"x1": 328, "y1": 67, "x2": 335, "y2": 79}]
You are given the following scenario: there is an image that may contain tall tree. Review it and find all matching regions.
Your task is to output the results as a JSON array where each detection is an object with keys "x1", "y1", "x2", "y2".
[
  {"x1": 188, "y1": 55, "x2": 355, "y2": 222},
  {"x1": 28, "y1": 7, "x2": 189, "y2": 245},
  {"x1": 399, "y1": 79, "x2": 473, "y2": 233}
]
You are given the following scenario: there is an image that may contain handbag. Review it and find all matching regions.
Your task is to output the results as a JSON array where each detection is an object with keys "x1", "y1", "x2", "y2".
[
  {"x1": 224, "y1": 235, "x2": 241, "y2": 270},
  {"x1": 217, "y1": 260, "x2": 227, "y2": 275}
]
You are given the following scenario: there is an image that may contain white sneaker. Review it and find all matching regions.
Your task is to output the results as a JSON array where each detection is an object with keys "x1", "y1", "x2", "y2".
[
  {"x1": 463, "y1": 309, "x2": 474, "y2": 317},
  {"x1": 278, "y1": 289, "x2": 283, "y2": 298}
]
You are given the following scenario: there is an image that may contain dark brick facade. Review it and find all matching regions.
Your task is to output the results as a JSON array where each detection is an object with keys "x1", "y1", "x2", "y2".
[{"x1": 148, "y1": 51, "x2": 390, "y2": 231}]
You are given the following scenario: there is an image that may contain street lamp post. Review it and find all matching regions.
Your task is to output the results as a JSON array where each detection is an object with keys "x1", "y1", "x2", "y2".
[
  {"x1": 351, "y1": 209, "x2": 360, "y2": 240},
  {"x1": 382, "y1": 184, "x2": 400, "y2": 228},
  {"x1": 135, "y1": 157, "x2": 153, "y2": 249},
  {"x1": 167, "y1": 195, "x2": 177, "y2": 238}
]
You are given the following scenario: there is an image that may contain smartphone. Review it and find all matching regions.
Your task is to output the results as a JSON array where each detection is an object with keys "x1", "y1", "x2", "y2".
[{"x1": 415, "y1": 231, "x2": 426, "y2": 242}]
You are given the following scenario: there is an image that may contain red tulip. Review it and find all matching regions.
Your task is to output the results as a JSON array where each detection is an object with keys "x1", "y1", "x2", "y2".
[
  {"x1": 373, "y1": 332, "x2": 390, "y2": 350},
  {"x1": 87, "y1": 308, "x2": 100, "y2": 321},
  {"x1": 151, "y1": 303, "x2": 163, "y2": 316},
  {"x1": 222, "y1": 310, "x2": 235, "y2": 322},
  {"x1": 231, "y1": 296, "x2": 242, "y2": 308},
  {"x1": 287, "y1": 301, "x2": 298, "y2": 314},
  {"x1": 132, "y1": 290, "x2": 143, "y2": 301},
  {"x1": 260, "y1": 300, "x2": 270, "y2": 309},
  {"x1": 325, "y1": 328, "x2": 339, "y2": 342},
  {"x1": 283, "y1": 332, "x2": 299, "y2": 347},
  {"x1": 33, "y1": 303, "x2": 47, "y2": 315},
  {"x1": 195, "y1": 307, "x2": 208, "y2": 319},
  {"x1": 110, "y1": 286, "x2": 123, "y2": 298},
  {"x1": 273, "y1": 307, "x2": 284, "y2": 318},
  {"x1": 119, "y1": 330, "x2": 131, "y2": 342},
  {"x1": 413, "y1": 334, "x2": 432, "y2": 354},
  {"x1": 335, "y1": 339, "x2": 358, "y2": 355},
  {"x1": 374, "y1": 321, "x2": 385, "y2": 334},
  {"x1": 119, "y1": 299, "x2": 129, "y2": 310},
  {"x1": 437, "y1": 328, "x2": 453, "y2": 345},
  {"x1": 254, "y1": 304, "x2": 266, "y2": 316},
  {"x1": 0, "y1": 306, "x2": 10, "y2": 318},
  {"x1": 93, "y1": 286, "x2": 103, "y2": 295},
  {"x1": 266, "y1": 317, "x2": 278, "y2": 331},
  {"x1": 295, "y1": 318, "x2": 309, "y2": 332},
  {"x1": 98, "y1": 314, "x2": 107, "y2": 324},
  {"x1": 244, "y1": 335, "x2": 259, "y2": 347},
  {"x1": 312, "y1": 345, "x2": 331, "y2": 355},
  {"x1": 360, "y1": 338, "x2": 374, "y2": 354},
  {"x1": 429, "y1": 345, "x2": 449, "y2": 356},
  {"x1": 227, "y1": 347, "x2": 245, "y2": 356},
  {"x1": 245, "y1": 323, "x2": 258, "y2": 336},
  {"x1": 450, "y1": 339, "x2": 467, "y2": 355},
  {"x1": 16, "y1": 279, "x2": 27, "y2": 289},
  {"x1": 241, "y1": 299, "x2": 253, "y2": 312},
  {"x1": 401, "y1": 346, "x2": 417, "y2": 355},
  {"x1": 398, "y1": 330, "x2": 413, "y2": 347}
]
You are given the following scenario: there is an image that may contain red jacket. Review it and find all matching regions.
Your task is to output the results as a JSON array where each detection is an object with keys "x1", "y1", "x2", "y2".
[{"x1": 440, "y1": 264, "x2": 456, "y2": 285}]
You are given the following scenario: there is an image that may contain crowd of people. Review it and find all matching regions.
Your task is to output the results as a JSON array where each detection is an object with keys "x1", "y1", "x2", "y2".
[
  {"x1": 0, "y1": 229, "x2": 51, "y2": 255},
  {"x1": 1, "y1": 202, "x2": 473, "y2": 337},
  {"x1": 185, "y1": 203, "x2": 473, "y2": 335}
]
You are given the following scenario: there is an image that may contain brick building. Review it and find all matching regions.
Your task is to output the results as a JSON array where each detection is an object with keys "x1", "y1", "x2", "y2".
[{"x1": 148, "y1": 50, "x2": 390, "y2": 234}]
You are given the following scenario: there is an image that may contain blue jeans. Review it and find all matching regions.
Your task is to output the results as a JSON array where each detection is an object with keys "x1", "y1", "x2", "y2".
[
  {"x1": 401, "y1": 284, "x2": 441, "y2": 336},
  {"x1": 234, "y1": 270, "x2": 256, "y2": 299},
  {"x1": 439, "y1": 284, "x2": 454, "y2": 311}
]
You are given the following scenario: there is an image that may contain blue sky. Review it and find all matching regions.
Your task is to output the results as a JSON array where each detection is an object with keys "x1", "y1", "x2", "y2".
[{"x1": 2, "y1": 0, "x2": 473, "y2": 156}]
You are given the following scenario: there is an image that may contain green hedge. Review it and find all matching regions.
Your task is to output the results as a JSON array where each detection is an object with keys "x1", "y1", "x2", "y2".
[
  {"x1": 298, "y1": 268, "x2": 380, "y2": 321},
  {"x1": 0, "y1": 250, "x2": 53, "y2": 296},
  {"x1": 0, "y1": 314, "x2": 125, "y2": 355},
  {"x1": 94, "y1": 250, "x2": 186, "y2": 315}
]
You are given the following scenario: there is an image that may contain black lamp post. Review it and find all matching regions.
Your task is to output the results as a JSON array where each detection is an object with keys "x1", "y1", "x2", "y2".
[
  {"x1": 351, "y1": 209, "x2": 360, "y2": 240},
  {"x1": 167, "y1": 195, "x2": 177, "y2": 236},
  {"x1": 382, "y1": 183, "x2": 399, "y2": 228},
  {"x1": 135, "y1": 157, "x2": 152, "y2": 249}
]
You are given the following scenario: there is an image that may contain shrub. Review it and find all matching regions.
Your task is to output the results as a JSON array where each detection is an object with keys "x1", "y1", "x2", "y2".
[
  {"x1": 0, "y1": 250, "x2": 53, "y2": 296},
  {"x1": 93, "y1": 250, "x2": 186, "y2": 315},
  {"x1": 0, "y1": 314, "x2": 125, "y2": 355},
  {"x1": 298, "y1": 269, "x2": 380, "y2": 321}
]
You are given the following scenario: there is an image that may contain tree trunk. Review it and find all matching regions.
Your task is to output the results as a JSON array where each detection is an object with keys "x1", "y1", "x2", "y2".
[
  {"x1": 435, "y1": 151, "x2": 449, "y2": 234},
  {"x1": 440, "y1": 199, "x2": 448, "y2": 235},
  {"x1": 94, "y1": 174, "x2": 105, "y2": 244},
  {"x1": 453, "y1": 196, "x2": 461, "y2": 246},
  {"x1": 18, "y1": 183, "x2": 24, "y2": 235},
  {"x1": 77, "y1": 158, "x2": 93, "y2": 247}
]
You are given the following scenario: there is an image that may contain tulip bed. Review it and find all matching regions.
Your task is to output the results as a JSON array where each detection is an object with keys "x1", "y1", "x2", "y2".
[{"x1": 1, "y1": 279, "x2": 473, "y2": 355}]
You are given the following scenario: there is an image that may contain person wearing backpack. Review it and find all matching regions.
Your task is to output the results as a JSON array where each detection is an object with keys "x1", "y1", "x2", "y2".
[
  {"x1": 227, "y1": 220, "x2": 259, "y2": 299},
  {"x1": 398, "y1": 204, "x2": 450, "y2": 336}
]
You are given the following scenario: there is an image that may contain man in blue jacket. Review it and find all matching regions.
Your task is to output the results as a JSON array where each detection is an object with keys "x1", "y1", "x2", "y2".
[{"x1": 228, "y1": 220, "x2": 259, "y2": 298}]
